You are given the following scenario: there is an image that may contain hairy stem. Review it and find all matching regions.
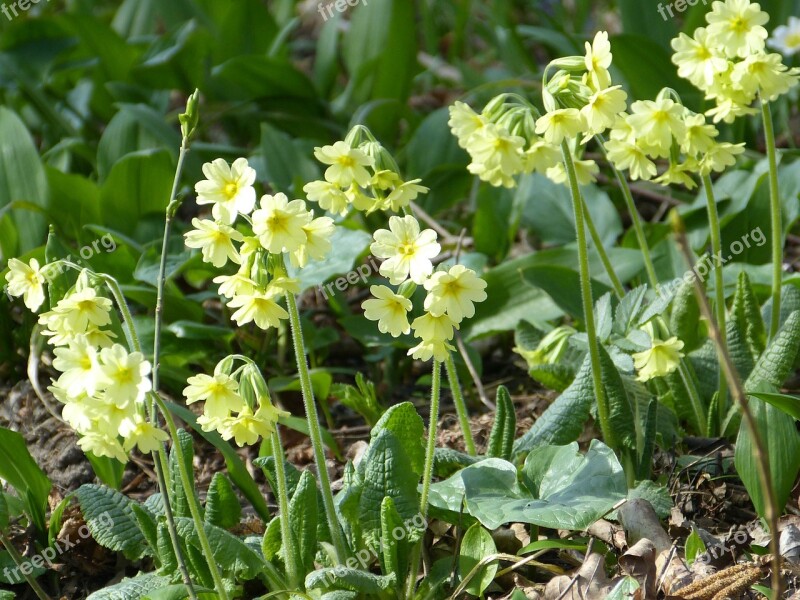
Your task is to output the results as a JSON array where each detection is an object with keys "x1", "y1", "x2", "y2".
[
  {"x1": 701, "y1": 173, "x2": 728, "y2": 434},
  {"x1": 444, "y1": 354, "x2": 476, "y2": 456},
  {"x1": 270, "y1": 429, "x2": 298, "y2": 589},
  {"x1": 561, "y1": 142, "x2": 615, "y2": 449},
  {"x1": 761, "y1": 99, "x2": 783, "y2": 340},
  {"x1": 283, "y1": 289, "x2": 350, "y2": 563},
  {"x1": 581, "y1": 196, "x2": 624, "y2": 299}
]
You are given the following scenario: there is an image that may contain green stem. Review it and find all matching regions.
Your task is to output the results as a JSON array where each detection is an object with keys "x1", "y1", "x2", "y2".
[
  {"x1": 406, "y1": 359, "x2": 442, "y2": 599},
  {"x1": 283, "y1": 289, "x2": 349, "y2": 564},
  {"x1": 561, "y1": 142, "x2": 615, "y2": 449},
  {"x1": 581, "y1": 196, "x2": 624, "y2": 299},
  {"x1": 599, "y1": 136, "x2": 659, "y2": 290},
  {"x1": 270, "y1": 429, "x2": 298, "y2": 589},
  {"x1": 761, "y1": 99, "x2": 783, "y2": 340},
  {"x1": 444, "y1": 354, "x2": 476, "y2": 456},
  {"x1": 677, "y1": 361, "x2": 707, "y2": 437},
  {"x1": 153, "y1": 393, "x2": 231, "y2": 600},
  {"x1": 0, "y1": 530, "x2": 51, "y2": 600},
  {"x1": 701, "y1": 173, "x2": 728, "y2": 434}
]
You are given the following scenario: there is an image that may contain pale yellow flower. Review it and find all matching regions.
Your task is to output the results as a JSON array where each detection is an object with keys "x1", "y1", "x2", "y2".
[
  {"x1": 627, "y1": 99, "x2": 686, "y2": 157},
  {"x1": 632, "y1": 336, "x2": 685, "y2": 382},
  {"x1": 705, "y1": 0, "x2": 769, "y2": 58},
  {"x1": 5, "y1": 258, "x2": 46, "y2": 311},
  {"x1": 423, "y1": 265, "x2": 487, "y2": 323},
  {"x1": 98, "y1": 344, "x2": 152, "y2": 407},
  {"x1": 465, "y1": 123, "x2": 526, "y2": 188},
  {"x1": 251, "y1": 193, "x2": 311, "y2": 254},
  {"x1": 584, "y1": 31, "x2": 612, "y2": 90},
  {"x1": 183, "y1": 372, "x2": 244, "y2": 419},
  {"x1": 535, "y1": 109, "x2": 586, "y2": 146},
  {"x1": 121, "y1": 419, "x2": 169, "y2": 454},
  {"x1": 411, "y1": 312, "x2": 458, "y2": 342},
  {"x1": 671, "y1": 28, "x2": 729, "y2": 88},
  {"x1": 184, "y1": 218, "x2": 244, "y2": 268},
  {"x1": 227, "y1": 290, "x2": 289, "y2": 330},
  {"x1": 362, "y1": 285, "x2": 412, "y2": 337},
  {"x1": 604, "y1": 139, "x2": 657, "y2": 181},
  {"x1": 371, "y1": 216, "x2": 440, "y2": 285},
  {"x1": 581, "y1": 86, "x2": 628, "y2": 135},
  {"x1": 314, "y1": 141, "x2": 374, "y2": 187},
  {"x1": 195, "y1": 158, "x2": 257, "y2": 225},
  {"x1": 303, "y1": 180, "x2": 350, "y2": 216},
  {"x1": 291, "y1": 215, "x2": 335, "y2": 268},
  {"x1": 448, "y1": 101, "x2": 488, "y2": 148}
]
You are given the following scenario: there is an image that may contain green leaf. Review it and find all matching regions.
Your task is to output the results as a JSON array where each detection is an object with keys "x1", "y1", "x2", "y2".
[
  {"x1": 522, "y1": 265, "x2": 612, "y2": 321},
  {"x1": 258, "y1": 122, "x2": 319, "y2": 195},
  {"x1": 306, "y1": 568, "x2": 396, "y2": 594},
  {"x1": 169, "y1": 429, "x2": 198, "y2": 520},
  {"x1": 358, "y1": 430, "x2": 421, "y2": 545},
  {"x1": 685, "y1": 528, "x2": 706, "y2": 565},
  {"x1": 513, "y1": 355, "x2": 594, "y2": 456},
  {"x1": 286, "y1": 226, "x2": 371, "y2": 292},
  {"x1": 209, "y1": 56, "x2": 317, "y2": 102},
  {"x1": 745, "y1": 311, "x2": 800, "y2": 391},
  {"x1": 143, "y1": 585, "x2": 217, "y2": 600},
  {"x1": 458, "y1": 523, "x2": 498, "y2": 597},
  {"x1": 598, "y1": 345, "x2": 636, "y2": 450},
  {"x1": 166, "y1": 402, "x2": 270, "y2": 522},
  {"x1": 0, "y1": 107, "x2": 49, "y2": 254},
  {"x1": 174, "y1": 517, "x2": 264, "y2": 580},
  {"x1": 205, "y1": 473, "x2": 241, "y2": 530},
  {"x1": 734, "y1": 398, "x2": 800, "y2": 521},
  {"x1": 429, "y1": 441, "x2": 626, "y2": 530},
  {"x1": 288, "y1": 470, "x2": 319, "y2": 575},
  {"x1": 749, "y1": 392, "x2": 800, "y2": 421},
  {"x1": 487, "y1": 386, "x2": 516, "y2": 461},
  {"x1": 379, "y1": 496, "x2": 403, "y2": 580},
  {"x1": 130, "y1": 504, "x2": 158, "y2": 560},
  {"x1": 99, "y1": 150, "x2": 174, "y2": 237},
  {"x1": 369, "y1": 402, "x2": 425, "y2": 475},
  {"x1": 730, "y1": 271, "x2": 766, "y2": 360},
  {"x1": 432, "y1": 447, "x2": 481, "y2": 479},
  {"x1": 74, "y1": 484, "x2": 150, "y2": 560},
  {"x1": 85, "y1": 573, "x2": 172, "y2": 600},
  {"x1": 669, "y1": 280, "x2": 704, "y2": 354},
  {"x1": 0, "y1": 426, "x2": 51, "y2": 536},
  {"x1": 0, "y1": 493, "x2": 7, "y2": 529}
]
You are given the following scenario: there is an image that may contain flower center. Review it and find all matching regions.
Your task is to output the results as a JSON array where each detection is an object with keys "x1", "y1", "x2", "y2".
[
  {"x1": 224, "y1": 182, "x2": 239, "y2": 199},
  {"x1": 337, "y1": 155, "x2": 356, "y2": 168},
  {"x1": 729, "y1": 16, "x2": 748, "y2": 33}
]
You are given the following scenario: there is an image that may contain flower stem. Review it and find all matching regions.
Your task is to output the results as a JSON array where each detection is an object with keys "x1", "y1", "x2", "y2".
[
  {"x1": 270, "y1": 429, "x2": 298, "y2": 589},
  {"x1": 581, "y1": 196, "x2": 624, "y2": 299},
  {"x1": 701, "y1": 173, "x2": 728, "y2": 434},
  {"x1": 761, "y1": 98, "x2": 783, "y2": 340},
  {"x1": 283, "y1": 289, "x2": 350, "y2": 564},
  {"x1": 444, "y1": 354, "x2": 476, "y2": 456},
  {"x1": 561, "y1": 142, "x2": 615, "y2": 450},
  {"x1": 153, "y1": 393, "x2": 231, "y2": 600},
  {"x1": 0, "y1": 530, "x2": 52, "y2": 600},
  {"x1": 406, "y1": 359, "x2": 442, "y2": 598}
]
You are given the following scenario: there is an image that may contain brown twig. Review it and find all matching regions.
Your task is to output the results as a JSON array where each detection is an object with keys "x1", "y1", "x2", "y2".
[{"x1": 672, "y1": 213, "x2": 783, "y2": 598}]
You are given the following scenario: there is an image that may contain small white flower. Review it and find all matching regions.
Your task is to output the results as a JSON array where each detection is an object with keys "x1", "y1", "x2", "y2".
[{"x1": 768, "y1": 16, "x2": 800, "y2": 55}]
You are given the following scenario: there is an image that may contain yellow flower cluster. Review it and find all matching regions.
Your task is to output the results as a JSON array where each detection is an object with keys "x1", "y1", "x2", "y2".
[
  {"x1": 183, "y1": 361, "x2": 288, "y2": 447},
  {"x1": 361, "y1": 215, "x2": 487, "y2": 362},
  {"x1": 604, "y1": 89, "x2": 745, "y2": 187},
  {"x1": 672, "y1": 0, "x2": 800, "y2": 123},
  {"x1": 32, "y1": 275, "x2": 163, "y2": 462},
  {"x1": 303, "y1": 129, "x2": 428, "y2": 215},
  {"x1": 186, "y1": 157, "x2": 336, "y2": 330}
]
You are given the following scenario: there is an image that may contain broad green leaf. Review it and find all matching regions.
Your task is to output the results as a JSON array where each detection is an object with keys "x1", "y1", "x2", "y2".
[
  {"x1": 174, "y1": 517, "x2": 264, "y2": 580},
  {"x1": 487, "y1": 386, "x2": 515, "y2": 461},
  {"x1": 306, "y1": 568, "x2": 396, "y2": 594},
  {"x1": 85, "y1": 573, "x2": 172, "y2": 600},
  {"x1": 618, "y1": 0, "x2": 677, "y2": 46},
  {"x1": 369, "y1": 402, "x2": 425, "y2": 475},
  {"x1": 522, "y1": 265, "x2": 612, "y2": 321},
  {"x1": 749, "y1": 392, "x2": 800, "y2": 421},
  {"x1": 45, "y1": 169, "x2": 101, "y2": 241},
  {"x1": 669, "y1": 280, "x2": 704, "y2": 354},
  {"x1": 286, "y1": 226, "x2": 371, "y2": 292},
  {"x1": 513, "y1": 355, "x2": 594, "y2": 456},
  {"x1": 258, "y1": 122, "x2": 319, "y2": 196},
  {"x1": 130, "y1": 504, "x2": 158, "y2": 559},
  {"x1": 0, "y1": 107, "x2": 49, "y2": 254},
  {"x1": 429, "y1": 442, "x2": 626, "y2": 530},
  {"x1": 685, "y1": 528, "x2": 706, "y2": 565},
  {"x1": 169, "y1": 429, "x2": 198, "y2": 520},
  {"x1": 143, "y1": 586, "x2": 217, "y2": 600},
  {"x1": 599, "y1": 344, "x2": 636, "y2": 450},
  {"x1": 432, "y1": 447, "x2": 481, "y2": 479},
  {"x1": 358, "y1": 430, "x2": 421, "y2": 545},
  {"x1": 458, "y1": 523, "x2": 498, "y2": 597},
  {"x1": 379, "y1": 496, "x2": 404, "y2": 581},
  {"x1": 75, "y1": 484, "x2": 150, "y2": 560},
  {"x1": 205, "y1": 473, "x2": 241, "y2": 530},
  {"x1": 209, "y1": 56, "x2": 317, "y2": 102},
  {"x1": 745, "y1": 311, "x2": 800, "y2": 391},
  {"x1": 0, "y1": 427, "x2": 51, "y2": 536},
  {"x1": 289, "y1": 470, "x2": 319, "y2": 575},
  {"x1": 730, "y1": 271, "x2": 766, "y2": 360}
]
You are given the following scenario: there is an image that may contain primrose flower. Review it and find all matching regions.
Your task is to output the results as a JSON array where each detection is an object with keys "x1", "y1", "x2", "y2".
[
  {"x1": 385, "y1": 179, "x2": 429, "y2": 212},
  {"x1": 632, "y1": 336, "x2": 685, "y2": 382},
  {"x1": 227, "y1": 290, "x2": 289, "y2": 330},
  {"x1": 371, "y1": 216, "x2": 440, "y2": 285},
  {"x1": 52, "y1": 335, "x2": 105, "y2": 397},
  {"x1": 524, "y1": 140, "x2": 562, "y2": 174},
  {"x1": 184, "y1": 218, "x2": 244, "y2": 268},
  {"x1": 183, "y1": 373, "x2": 244, "y2": 418},
  {"x1": 731, "y1": 52, "x2": 800, "y2": 100},
  {"x1": 680, "y1": 113, "x2": 719, "y2": 156},
  {"x1": 314, "y1": 141, "x2": 374, "y2": 188},
  {"x1": 408, "y1": 338, "x2": 454, "y2": 363},
  {"x1": 195, "y1": 158, "x2": 257, "y2": 225},
  {"x1": 423, "y1": 265, "x2": 487, "y2": 324},
  {"x1": 77, "y1": 433, "x2": 128, "y2": 463},
  {"x1": 303, "y1": 180, "x2": 350, "y2": 216},
  {"x1": 213, "y1": 271, "x2": 256, "y2": 299},
  {"x1": 546, "y1": 158, "x2": 600, "y2": 186},
  {"x1": 222, "y1": 403, "x2": 289, "y2": 447},
  {"x1": 604, "y1": 139, "x2": 657, "y2": 181},
  {"x1": 671, "y1": 29, "x2": 729, "y2": 87},
  {"x1": 696, "y1": 142, "x2": 746, "y2": 174},
  {"x1": 362, "y1": 285, "x2": 413, "y2": 337},
  {"x1": 99, "y1": 344, "x2": 152, "y2": 406},
  {"x1": 448, "y1": 101, "x2": 488, "y2": 148},
  {"x1": 768, "y1": 16, "x2": 800, "y2": 55},
  {"x1": 705, "y1": 0, "x2": 769, "y2": 58},
  {"x1": 627, "y1": 99, "x2": 686, "y2": 156},
  {"x1": 464, "y1": 123, "x2": 527, "y2": 188},
  {"x1": 581, "y1": 86, "x2": 627, "y2": 135},
  {"x1": 410, "y1": 312, "x2": 458, "y2": 343},
  {"x1": 48, "y1": 288, "x2": 112, "y2": 334},
  {"x1": 5, "y1": 258, "x2": 46, "y2": 311},
  {"x1": 290, "y1": 215, "x2": 335, "y2": 269},
  {"x1": 535, "y1": 109, "x2": 586, "y2": 146},
  {"x1": 584, "y1": 31, "x2": 613, "y2": 91},
  {"x1": 251, "y1": 193, "x2": 312, "y2": 254},
  {"x1": 121, "y1": 419, "x2": 170, "y2": 454}
]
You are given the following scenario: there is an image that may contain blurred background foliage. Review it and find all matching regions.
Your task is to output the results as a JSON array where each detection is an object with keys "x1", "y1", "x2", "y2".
[{"x1": 0, "y1": 0, "x2": 799, "y2": 387}]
